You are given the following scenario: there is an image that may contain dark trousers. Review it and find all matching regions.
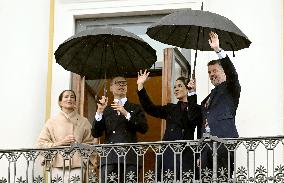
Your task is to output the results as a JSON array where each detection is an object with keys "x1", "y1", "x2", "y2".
[
  {"x1": 201, "y1": 144, "x2": 235, "y2": 178},
  {"x1": 100, "y1": 164, "x2": 137, "y2": 183},
  {"x1": 156, "y1": 147, "x2": 196, "y2": 181}
]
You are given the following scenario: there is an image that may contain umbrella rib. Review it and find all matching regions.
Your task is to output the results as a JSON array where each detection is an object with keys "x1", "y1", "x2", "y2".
[
  {"x1": 126, "y1": 39, "x2": 155, "y2": 68},
  {"x1": 181, "y1": 26, "x2": 192, "y2": 48},
  {"x1": 192, "y1": 26, "x2": 202, "y2": 79},
  {"x1": 110, "y1": 39, "x2": 121, "y2": 77},
  {"x1": 214, "y1": 29, "x2": 237, "y2": 51},
  {"x1": 55, "y1": 39, "x2": 80, "y2": 59},
  {"x1": 64, "y1": 37, "x2": 88, "y2": 69},
  {"x1": 201, "y1": 26, "x2": 206, "y2": 51},
  {"x1": 64, "y1": 36, "x2": 102, "y2": 74},
  {"x1": 101, "y1": 39, "x2": 107, "y2": 79},
  {"x1": 226, "y1": 32, "x2": 238, "y2": 51},
  {"x1": 79, "y1": 37, "x2": 102, "y2": 77},
  {"x1": 92, "y1": 36, "x2": 107, "y2": 79},
  {"x1": 164, "y1": 26, "x2": 178, "y2": 43},
  {"x1": 195, "y1": 26, "x2": 201, "y2": 50},
  {"x1": 150, "y1": 25, "x2": 178, "y2": 45},
  {"x1": 149, "y1": 26, "x2": 164, "y2": 41},
  {"x1": 117, "y1": 40, "x2": 138, "y2": 73}
]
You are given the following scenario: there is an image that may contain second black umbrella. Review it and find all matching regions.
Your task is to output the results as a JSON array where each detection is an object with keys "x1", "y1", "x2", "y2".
[{"x1": 147, "y1": 9, "x2": 251, "y2": 78}]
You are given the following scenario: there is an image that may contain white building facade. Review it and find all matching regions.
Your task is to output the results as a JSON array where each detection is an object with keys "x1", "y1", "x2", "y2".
[{"x1": 0, "y1": 0, "x2": 282, "y2": 160}]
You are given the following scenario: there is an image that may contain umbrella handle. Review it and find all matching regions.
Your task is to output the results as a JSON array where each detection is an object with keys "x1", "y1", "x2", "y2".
[
  {"x1": 191, "y1": 48, "x2": 197, "y2": 80},
  {"x1": 103, "y1": 88, "x2": 107, "y2": 97},
  {"x1": 95, "y1": 96, "x2": 102, "y2": 105},
  {"x1": 192, "y1": 69, "x2": 196, "y2": 80},
  {"x1": 103, "y1": 72, "x2": 108, "y2": 97},
  {"x1": 225, "y1": 41, "x2": 236, "y2": 57}
]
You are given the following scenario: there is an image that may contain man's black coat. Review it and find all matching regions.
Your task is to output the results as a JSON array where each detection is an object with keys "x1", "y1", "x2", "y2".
[
  {"x1": 201, "y1": 56, "x2": 241, "y2": 138},
  {"x1": 91, "y1": 101, "x2": 148, "y2": 165}
]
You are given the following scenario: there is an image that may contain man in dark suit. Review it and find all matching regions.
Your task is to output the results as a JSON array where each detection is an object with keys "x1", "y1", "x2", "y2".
[
  {"x1": 200, "y1": 32, "x2": 241, "y2": 176},
  {"x1": 91, "y1": 76, "x2": 148, "y2": 183}
]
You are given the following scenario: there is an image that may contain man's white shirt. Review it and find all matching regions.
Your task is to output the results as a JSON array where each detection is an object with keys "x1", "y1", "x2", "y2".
[{"x1": 95, "y1": 97, "x2": 131, "y2": 121}]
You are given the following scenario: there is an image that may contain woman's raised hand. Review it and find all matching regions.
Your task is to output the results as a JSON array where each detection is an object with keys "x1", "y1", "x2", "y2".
[
  {"x1": 187, "y1": 79, "x2": 196, "y2": 92},
  {"x1": 137, "y1": 70, "x2": 150, "y2": 91}
]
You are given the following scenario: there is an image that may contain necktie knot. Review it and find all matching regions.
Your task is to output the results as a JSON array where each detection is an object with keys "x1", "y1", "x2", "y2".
[{"x1": 118, "y1": 99, "x2": 123, "y2": 106}]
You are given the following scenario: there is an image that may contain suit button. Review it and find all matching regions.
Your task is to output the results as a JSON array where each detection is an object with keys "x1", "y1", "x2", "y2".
[
  {"x1": 113, "y1": 131, "x2": 116, "y2": 134},
  {"x1": 207, "y1": 111, "x2": 210, "y2": 114},
  {"x1": 170, "y1": 129, "x2": 173, "y2": 131}
]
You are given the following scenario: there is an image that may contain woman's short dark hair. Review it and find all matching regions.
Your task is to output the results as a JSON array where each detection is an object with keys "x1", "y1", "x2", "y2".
[
  {"x1": 176, "y1": 76, "x2": 190, "y2": 89},
  {"x1": 58, "y1": 90, "x2": 76, "y2": 102}
]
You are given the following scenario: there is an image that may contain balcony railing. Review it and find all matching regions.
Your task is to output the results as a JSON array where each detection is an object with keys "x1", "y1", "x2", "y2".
[{"x1": 0, "y1": 134, "x2": 283, "y2": 183}]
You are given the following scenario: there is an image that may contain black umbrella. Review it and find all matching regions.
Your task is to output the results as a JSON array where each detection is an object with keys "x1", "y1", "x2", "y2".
[
  {"x1": 55, "y1": 27, "x2": 157, "y2": 80},
  {"x1": 146, "y1": 8, "x2": 251, "y2": 78}
]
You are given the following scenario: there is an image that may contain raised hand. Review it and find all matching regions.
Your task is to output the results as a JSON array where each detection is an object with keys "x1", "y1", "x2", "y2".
[
  {"x1": 137, "y1": 69, "x2": 150, "y2": 91},
  {"x1": 208, "y1": 31, "x2": 220, "y2": 52},
  {"x1": 187, "y1": 79, "x2": 196, "y2": 92},
  {"x1": 97, "y1": 96, "x2": 108, "y2": 114}
]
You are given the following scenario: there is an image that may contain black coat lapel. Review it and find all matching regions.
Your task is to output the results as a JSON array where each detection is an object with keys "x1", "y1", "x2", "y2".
[
  {"x1": 124, "y1": 101, "x2": 131, "y2": 111},
  {"x1": 208, "y1": 83, "x2": 226, "y2": 109}
]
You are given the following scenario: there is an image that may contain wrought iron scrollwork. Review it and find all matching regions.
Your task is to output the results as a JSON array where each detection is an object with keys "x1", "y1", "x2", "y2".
[
  {"x1": 33, "y1": 175, "x2": 43, "y2": 183},
  {"x1": 275, "y1": 165, "x2": 284, "y2": 182},
  {"x1": 16, "y1": 177, "x2": 26, "y2": 183},
  {"x1": 262, "y1": 139, "x2": 280, "y2": 150},
  {"x1": 236, "y1": 166, "x2": 247, "y2": 182},
  {"x1": 0, "y1": 177, "x2": 7, "y2": 183},
  {"x1": 5, "y1": 151, "x2": 21, "y2": 162},
  {"x1": 0, "y1": 135, "x2": 282, "y2": 182},
  {"x1": 243, "y1": 139, "x2": 260, "y2": 151},
  {"x1": 144, "y1": 170, "x2": 155, "y2": 183}
]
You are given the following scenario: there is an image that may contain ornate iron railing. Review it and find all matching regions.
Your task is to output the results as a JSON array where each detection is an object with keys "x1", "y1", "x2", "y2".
[{"x1": 0, "y1": 134, "x2": 283, "y2": 183}]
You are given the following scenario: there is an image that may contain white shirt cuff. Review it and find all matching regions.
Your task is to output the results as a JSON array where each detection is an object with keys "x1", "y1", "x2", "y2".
[
  {"x1": 188, "y1": 91, "x2": 196, "y2": 96},
  {"x1": 95, "y1": 112, "x2": 103, "y2": 121},
  {"x1": 125, "y1": 112, "x2": 131, "y2": 121},
  {"x1": 216, "y1": 49, "x2": 227, "y2": 59}
]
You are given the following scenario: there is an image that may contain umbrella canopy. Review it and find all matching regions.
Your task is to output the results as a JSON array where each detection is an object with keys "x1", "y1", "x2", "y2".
[
  {"x1": 55, "y1": 27, "x2": 157, "y2": 79},
  {"x1": 146, "y1": 9, "x2": 251, "y2": 51}
]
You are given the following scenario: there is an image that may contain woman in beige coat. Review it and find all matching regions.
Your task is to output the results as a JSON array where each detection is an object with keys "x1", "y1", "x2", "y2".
[{"x1": 37, "y1": 90, "x2": 95, "y2": 180}]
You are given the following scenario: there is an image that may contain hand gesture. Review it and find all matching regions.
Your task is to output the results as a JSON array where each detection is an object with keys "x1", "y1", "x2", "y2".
[
  {"x1": 208, "y1": 31, "x2": 220, "y2": 52},
  {"x1": 137, "y1": 69, "x2": 150, "y2": 91},
  {"x1": 97, "y1": 96, "x2": 108, "y2": 114},
  {"x1": 58, "y1": 134, "x2": 76, "y2": 146},
  {"x1": 111, "y1": 101, "x2": 128, "y2": 117},
  {"x1": 187, "y1": 79, "x2": 196, "y2": 92}
]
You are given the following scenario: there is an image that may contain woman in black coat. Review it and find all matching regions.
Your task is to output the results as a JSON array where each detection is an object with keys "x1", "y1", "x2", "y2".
[{"x1": 137, "y1": 70, "x2": 202, "y2": 181}]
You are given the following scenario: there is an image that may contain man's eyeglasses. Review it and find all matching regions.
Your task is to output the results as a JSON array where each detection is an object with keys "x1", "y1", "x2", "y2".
[{"x1": 114, "y1": 80, "x2": 127, "y2": 86}]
